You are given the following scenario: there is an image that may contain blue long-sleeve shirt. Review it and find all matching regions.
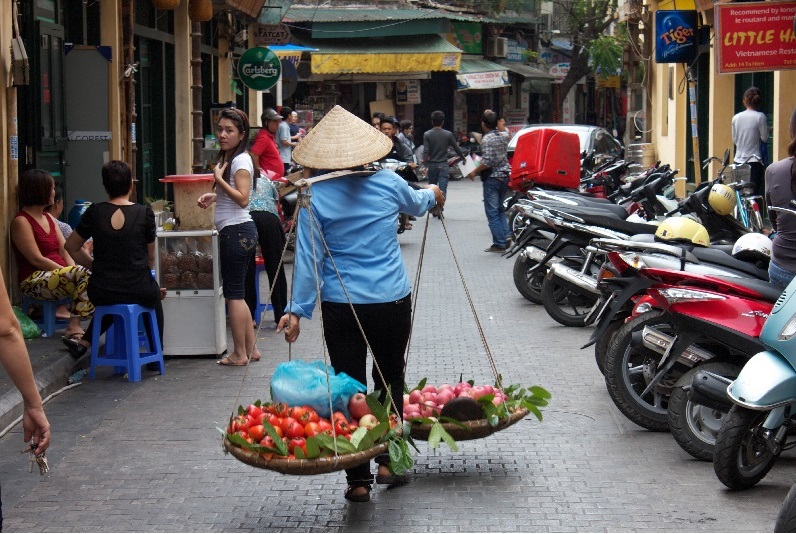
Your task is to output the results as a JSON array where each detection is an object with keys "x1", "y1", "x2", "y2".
[{"x1": 287, "y1": 169, "x2": 436, "y2": 319}]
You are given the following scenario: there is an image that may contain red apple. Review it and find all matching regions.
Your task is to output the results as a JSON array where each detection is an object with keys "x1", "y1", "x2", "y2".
[
  {"x1": 408, "y1": 389, "x2": 423, "y2": 404},
  {"x1": 421, "y1": 384, "x2": 438, "y2": 394},
  {"x1": 348, "y1": 393, "x2": 372, "y2": 420}
]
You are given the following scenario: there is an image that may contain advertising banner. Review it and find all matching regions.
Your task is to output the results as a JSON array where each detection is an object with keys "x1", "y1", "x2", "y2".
[
  {"x1": 456, "y1": 70, "x2": 510, "y2": 91},
  {"x1": 655, "y1": 10, "x2": 699, "y2": 64},
  {"x1": 238, "y1": 47, "x2": 281, "y2": 91},
  {"x1": 715, "y1": 1, "x2": 796, "y2": 73}
]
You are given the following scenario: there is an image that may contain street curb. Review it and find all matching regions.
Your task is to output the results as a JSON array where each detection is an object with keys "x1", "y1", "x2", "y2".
[{"x1": 0, "y1": 351, "x2": 86, "y2": 432}]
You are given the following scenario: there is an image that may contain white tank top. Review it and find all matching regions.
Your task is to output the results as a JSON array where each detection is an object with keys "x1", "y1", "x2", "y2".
[{"x1": 215, "y1": 152, "x2": 254, "y2": 231}]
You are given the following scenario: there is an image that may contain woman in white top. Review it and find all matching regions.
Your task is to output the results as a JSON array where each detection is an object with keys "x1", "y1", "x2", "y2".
[
  {"x1": 732, "y1": 86, "x2": 769, "y2": 195},
  {"x1": 197, "y1": 108, "x2": 262, "y2": 366}
]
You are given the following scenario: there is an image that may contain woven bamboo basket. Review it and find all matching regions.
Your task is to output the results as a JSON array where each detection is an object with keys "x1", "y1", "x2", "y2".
[
  {"x1": 189, "y1": 0, "x2": 212, "y2": 21},
  {"x1": 409, "y1": 407, "x2": 529, "y2": 441},
  {"x1": 224, "y1": 424, "x2": 402, "y2": 475}
]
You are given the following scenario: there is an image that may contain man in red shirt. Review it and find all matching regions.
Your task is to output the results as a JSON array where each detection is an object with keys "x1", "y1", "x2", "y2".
[{"x1": 250, "y1": 108, "x2": 284, "y2": 179}]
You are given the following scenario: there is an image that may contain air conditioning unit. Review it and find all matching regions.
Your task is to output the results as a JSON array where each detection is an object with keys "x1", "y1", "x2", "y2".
[{"x1": 487, "y1": 37, "x2": 508, "y2": 58}]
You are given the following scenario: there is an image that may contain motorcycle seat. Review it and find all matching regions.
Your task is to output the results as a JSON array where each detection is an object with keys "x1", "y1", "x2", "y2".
[
  {"x1": 573, "y1": 211, "x2": 659, "y2": 236},
  {"x1": 535, "y1": 200, "x2": 630, "y2": 220},
  {"x1": 691, "y1": 248, "x2": 769, "y2": 281},
  {"x1": 706, "y1": 274, "x2": 781, "y2": 302}
]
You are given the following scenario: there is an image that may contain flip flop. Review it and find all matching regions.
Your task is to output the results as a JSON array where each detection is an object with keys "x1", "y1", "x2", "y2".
[{"x1": 216, "y1": 356, "x2": 248, "y2": 366}]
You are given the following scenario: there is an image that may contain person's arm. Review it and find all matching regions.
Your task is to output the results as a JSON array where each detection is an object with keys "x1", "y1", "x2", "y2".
[
  {"x1": 759, "y1": 114, "x2": 769, "y2": 143},
  {"x1": 212, "y1": 160, "x2": 252, "y2": 208},
  {"x1": 278, "y1": 124, "x2": 295, "y2": 148},
  {"x1": 0, "y1": 269, "x2": 50, "y2": 456},
  {"x1": 52, "y1": 216, "x2": 76, "y2": 267},
  {"x1": 64, "y1": 231, "x2": 93, "y2": 269},
  {"x1": 10, "y1": 217, "x2": 67, "y2": 272},
  {"x1": 449, "y1": 131, "x2": 466, "y2": 160},
  {"x1": 422, "y1": 133, "x2": 431, "y2": 163}
]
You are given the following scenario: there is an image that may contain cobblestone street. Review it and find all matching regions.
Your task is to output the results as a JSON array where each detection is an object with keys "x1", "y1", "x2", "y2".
[{"x1": 0, "y1": 179, "x2": 791, "y2": 532}]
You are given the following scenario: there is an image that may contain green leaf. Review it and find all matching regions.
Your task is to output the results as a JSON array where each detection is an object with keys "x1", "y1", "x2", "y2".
[
  {"x1": 262, "y1": 422, "x2": 288, "y2": 456},
  {"x1": 388, "y1": 439, "x2": 413, "y2": 475},
  {"x1": 426, "y1": 421, "x2": 458, "y2": 452},
  {"x1": 350, "y1": 426, "x2": 368, "y2": 449},
  {"x1": 305, "y1": 436, "x2": 322, "y2": 458},
  {"x1": 529, "y1": 385, "x2": 552, "y2": 399},
  {"x1": 293, "y1": 446, "x2": 307, "y2": 459},
  {"x1": 488, "y1": 413, "x2": 499, "y2": 427},
  {"x1": 361, "y1": 422, "x2": 388, "y2": 450},
  {"x1": 332, "y1": 436, "x2": 358, "y2": 454},
  {"x1": 366, "y1": 394, "x2": 389, "y2": 422},
  {"x1": 237, "y1": 405, "x2": 245, "y2": 416}
]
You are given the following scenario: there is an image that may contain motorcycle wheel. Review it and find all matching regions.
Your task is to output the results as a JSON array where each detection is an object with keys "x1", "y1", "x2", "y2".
[
  {"x1": 541, "y1": 264, "x2": 600, "y2": 327},
  {"x1": 508, "y1": 210, "x2": 526, "y2": 238},
  {"x1": 604, "y1": 310, "x2": 687, "y2": 432},
  {"x1": 594, "y1": 318, "x2": 625, "y2": 376},
  {"x1": 667, "y1": 363, "x2": 739, "y2": 462},
  {"x1": 775, "y1": 483, "x2": 796, "y2": 532},
  {"x1": 713, "y1": 405, "x2": 780, "y2": 490},
  {"x1": 512, "y1": 254, "x2": 546, "y2": 304}
]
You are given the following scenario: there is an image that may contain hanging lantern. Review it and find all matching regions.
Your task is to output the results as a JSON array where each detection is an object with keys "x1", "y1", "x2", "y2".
[
  {"x1": 151, "y1": 0, "x2": 180, "y2": 9},
  {"x1": 189, "y1": 0, "x2": 213, "y2": 21}
]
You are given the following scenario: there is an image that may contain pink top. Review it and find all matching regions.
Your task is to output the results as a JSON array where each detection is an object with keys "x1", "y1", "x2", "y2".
[{"x1": 14, "y1": 211, "x2": 66, "y2": 281}]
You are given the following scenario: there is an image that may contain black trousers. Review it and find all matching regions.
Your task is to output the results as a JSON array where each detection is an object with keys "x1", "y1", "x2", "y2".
[
  {"x1": 321, "y1": 294, "x2": 411, "y2": 484},
  {"x1": 245, "y1": 210, "x2": 288, "y2": 324},
  {"x1": 749, "y1": 161, "x2": 766, "y2": 197}
]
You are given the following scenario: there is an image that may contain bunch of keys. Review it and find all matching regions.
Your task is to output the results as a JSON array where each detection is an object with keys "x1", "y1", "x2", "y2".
[{"x1": 23, "y1": 443, "x2": 49, "y2": 475}]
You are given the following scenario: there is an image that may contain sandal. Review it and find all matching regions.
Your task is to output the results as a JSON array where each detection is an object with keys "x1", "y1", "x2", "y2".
[
  {"x1": 216, "y1": 356, "x2": 248, "y2": 366},
  {"x1": 375, "y1": 465, "x2": 409, "y2": 486},
  {"x1": 344, "y1": 483, "x2": 371, "y2": 503},
  {"x1": 61, "y1": 335, "x2": 88, "y2": 359}
]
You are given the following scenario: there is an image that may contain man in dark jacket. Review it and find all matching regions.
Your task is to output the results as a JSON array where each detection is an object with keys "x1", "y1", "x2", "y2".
[{"x1": 422, "y1": 110, "x2": 465, "y2": 200}]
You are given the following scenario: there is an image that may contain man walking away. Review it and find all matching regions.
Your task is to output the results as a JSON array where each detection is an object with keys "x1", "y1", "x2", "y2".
[
  {"x1": 422, "y1": 111, "x2": 465, "y2": 204},
  {"x1": 466, "y1": 110, "x2": 511, "y2": 252}
]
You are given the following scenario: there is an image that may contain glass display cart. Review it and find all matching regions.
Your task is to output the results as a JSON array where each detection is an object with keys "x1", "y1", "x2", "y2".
[{"x1": 154, "y1": 229, "x2": 227, "y2": 356}]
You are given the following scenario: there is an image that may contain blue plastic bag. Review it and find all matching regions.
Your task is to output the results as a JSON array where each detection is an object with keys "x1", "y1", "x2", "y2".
[{"x1": 270, "y1": 359, "x2": 366, "y2": 418}]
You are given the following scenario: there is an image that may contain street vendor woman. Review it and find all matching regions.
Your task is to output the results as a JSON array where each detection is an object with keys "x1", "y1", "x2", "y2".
[{"x1": 277, "y1": 106, "x2": 445, "y2": 503}]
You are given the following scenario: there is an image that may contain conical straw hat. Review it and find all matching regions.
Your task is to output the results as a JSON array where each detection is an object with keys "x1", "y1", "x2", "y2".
[{"x1": 292, "y1": 105, "x2": 393, "y2": 170}]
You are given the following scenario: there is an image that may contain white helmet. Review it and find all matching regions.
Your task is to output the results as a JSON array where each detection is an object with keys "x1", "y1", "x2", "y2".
[{"x1": 731, "y1": 233, "x2": 772, "y2": 264}]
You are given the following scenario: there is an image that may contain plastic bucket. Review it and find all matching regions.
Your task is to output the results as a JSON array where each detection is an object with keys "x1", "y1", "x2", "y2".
[{"x1": 160, "y1": 174, "x2": 215, "y2": 230}]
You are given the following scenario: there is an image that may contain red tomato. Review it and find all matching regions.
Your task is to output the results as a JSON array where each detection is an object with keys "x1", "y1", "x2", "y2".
[
  {"x1": 246, "y1": 404, "x2": 263, "y2": 419},
  {"x1": 318, "y1": 419, "x2": 333, "y2": 432},
  {"x1": 302, "y1": 406, "x2": 320, "y2": 424},
  {"x1": 232, "y1": 415, "x2": 250, "y2": 433},
  {"x1": 248, "y1": 425, "x2": 266, "y2": 442},
  {"x1": 259, "y1": 436, "x2": 277, "y2": 449},
  {"x1": 332, "y1": 411, "x2": 347, "y2": 422},
  {"x1": 270, "y1": 402, "x2": 290, "y2": 417},
  {"x1": 290, "y1": 406, "x2": 308, "y2": 422},
  {"x1": 288, "y1": 437, "x2": 307, "y2": 456},
  {"x1": 334, "y1": 419, "x2": 351, "y2": 435},
  {"x1": 270, "y1": 425, "x2": 284, "y2": 439},
  {"x1": 285, "y1": 420, "x2": 306, "y2": 439},
  {"x1": 304, "y1": 422, "x2": 322, "y2": 437},
  {"x1": 265, "y1": 414, "x2": 282, "y2": 428},
  {"x1": 280, "y1": 417, "x2": 298, "y2": 433}
]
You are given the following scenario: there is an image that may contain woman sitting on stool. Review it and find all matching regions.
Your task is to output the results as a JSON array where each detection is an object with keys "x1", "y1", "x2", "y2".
[
  {"x1": 11, "y1": 169, "x2": 92, "y2": 344},
  {"x1": 63, "y1": 160, "x2": 166, "y2": 359}
]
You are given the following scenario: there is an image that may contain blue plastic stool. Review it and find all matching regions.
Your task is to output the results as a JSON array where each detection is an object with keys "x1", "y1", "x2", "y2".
[
  {"x1": 89, "y1": 304, "x2": 164, "y2": 382},
  {"x1": 21, "y1": 296, "x2": 70, "y2": 337},
  {"x1": 253, "y1": 255, "x2": 274, "y2": 324}
]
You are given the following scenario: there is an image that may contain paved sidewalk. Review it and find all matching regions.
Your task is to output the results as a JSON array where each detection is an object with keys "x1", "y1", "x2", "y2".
[{"x1": 0, "y1": 179, "x2": 791, "y2": 532}]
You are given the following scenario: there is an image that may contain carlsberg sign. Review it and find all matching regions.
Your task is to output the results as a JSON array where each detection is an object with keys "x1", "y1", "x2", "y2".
[{"x1": 238, "y1": 47, "x2": 281, "y2": 91}]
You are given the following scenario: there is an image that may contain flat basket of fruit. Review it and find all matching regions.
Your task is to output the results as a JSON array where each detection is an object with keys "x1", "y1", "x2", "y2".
[
  {"x1": 221, "y1": 393, "x2": 410, "y2": 476},
  {"x1": 404, "y1": 380, "x2": 550, "y2": 443}
]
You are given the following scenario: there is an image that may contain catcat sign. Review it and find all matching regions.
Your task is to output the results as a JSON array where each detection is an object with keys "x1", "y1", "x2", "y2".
[{"x1": 716, "y1": 1, "x2": 796, "y2": 73}]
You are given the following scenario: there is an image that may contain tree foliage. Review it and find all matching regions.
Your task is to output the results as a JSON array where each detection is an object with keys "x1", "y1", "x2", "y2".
[{"x1": 552, "y1": 0, "x2": 621, "y2": 118}]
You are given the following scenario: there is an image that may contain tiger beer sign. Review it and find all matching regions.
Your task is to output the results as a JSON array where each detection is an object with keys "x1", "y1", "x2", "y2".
[{"x1": 716, "y1": 1, "x2": 796, "y2": 73}]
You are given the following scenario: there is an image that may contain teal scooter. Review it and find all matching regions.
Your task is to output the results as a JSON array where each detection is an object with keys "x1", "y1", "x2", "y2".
[{"x1": 712, "y1": 203, "x2": 796, "y2": 491}]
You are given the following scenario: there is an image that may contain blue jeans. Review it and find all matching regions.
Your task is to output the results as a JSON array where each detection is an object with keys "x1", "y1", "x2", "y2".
[
  {"x1": 769, "y1": 260, "x2": 796, "y2": 290},
  {"x1": 483, "y1": 175, "x2": 510, "y2": 247},
  {"x1": 219, "y1": 221, "x2": 258, "y2": 299},
  {"x1": 427, "y1": 165, "x2": 450, "y2": 198}
]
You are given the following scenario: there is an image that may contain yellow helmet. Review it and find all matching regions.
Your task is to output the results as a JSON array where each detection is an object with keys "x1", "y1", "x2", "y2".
[
  {"x1": 654, "y1": 217, "x2": 710, "y2": 247},
  {"x1": 708, "y1": 184, "x2": 736, "y2": 216}
]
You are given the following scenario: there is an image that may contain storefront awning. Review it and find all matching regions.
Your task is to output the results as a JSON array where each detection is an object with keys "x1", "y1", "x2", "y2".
[
  {"x1": 268, "y1": 44, "x2": 318, "y2": 68},
  {"x1": 456, "y1": 58, "x2": 510, "y2": 91},
  {"x1": 499, "y1": 61, "x2": 555, "y2": 80},
  {"x1": 298, "y1": 35, "x2": 462, "y2": 75}
]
